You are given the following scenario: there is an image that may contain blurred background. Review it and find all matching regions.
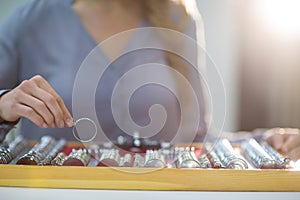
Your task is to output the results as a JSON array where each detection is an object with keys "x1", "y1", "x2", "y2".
[
  {"x1": 197, "y1": 0, "x2": 300, "y2": 132},
  {"x1": 1, "y1": 0, "x2": 299, "y2": 132}
]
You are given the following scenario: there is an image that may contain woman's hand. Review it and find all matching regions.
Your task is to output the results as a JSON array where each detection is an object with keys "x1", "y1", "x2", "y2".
[
  {"x1": 0, "y1": 75, "x2": 74, "y2": 128},
  {"x1": 265, "y1": 128, "x2": 300, "y2": 161}
]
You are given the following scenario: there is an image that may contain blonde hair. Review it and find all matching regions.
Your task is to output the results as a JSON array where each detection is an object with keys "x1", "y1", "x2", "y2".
[
  {"x1": 143, "y1": 0, "x2": 207, "y2": 138},
  {"x1": 143, "y1": 0, "x2": 195, "y2": 102},
  {"x1": 143, "y1": 0, "x2": 189, "y2": 31}
]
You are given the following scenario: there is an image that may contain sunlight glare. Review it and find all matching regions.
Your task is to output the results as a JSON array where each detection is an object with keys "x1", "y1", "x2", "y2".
[{"x1": 258, "y1": 0, "x2": 300, "y2": 36}]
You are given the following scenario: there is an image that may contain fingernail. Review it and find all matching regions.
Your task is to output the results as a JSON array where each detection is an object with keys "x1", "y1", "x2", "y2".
[
  {"x1": 59, "y1": 120, "x2": 64, "y2": 128},
  {"x1": 42, "y1": 123, "x2": 48, "y2": 129},
  {"x1": 66, "y1": 118, "x2": 74, "y2": 127}
]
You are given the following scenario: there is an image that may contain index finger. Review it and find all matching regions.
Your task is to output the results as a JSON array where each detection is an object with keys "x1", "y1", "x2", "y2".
[
  {"x1": 31, "y1": 75, "x2": 74, "y2": 127},
  {"x1": 266, "y1": 133, "x2": 285, "y2": 150}
]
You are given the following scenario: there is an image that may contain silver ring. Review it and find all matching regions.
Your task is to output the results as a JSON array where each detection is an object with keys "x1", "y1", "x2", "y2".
[{"x1": 72, "y1": 118, "x2": 97, "y2": 143}]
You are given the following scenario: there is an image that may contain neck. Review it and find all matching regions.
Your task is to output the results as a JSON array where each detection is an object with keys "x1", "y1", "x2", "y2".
[{"x1": 74, "y1": 0, "x2": 144, "y2": 18}]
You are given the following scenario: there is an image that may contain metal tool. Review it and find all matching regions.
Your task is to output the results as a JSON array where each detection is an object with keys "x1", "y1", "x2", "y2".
[
  {"x1": 214, "y1": 139, "x2": 248, "y2": 169},
  {"x1": 144, "y1": 150, "x2": 166, "y2": 168},
  {"x1": 260, "y1": 141, "x2": 290, "y2": 168},
  {"x1": 241, "y1": 139, "x2": 277, "y2": 169}
]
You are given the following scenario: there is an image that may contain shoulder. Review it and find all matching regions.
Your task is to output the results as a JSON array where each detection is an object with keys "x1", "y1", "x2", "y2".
[{"x1": 0, "y1": 0, "x2": 72, "y2": 43}]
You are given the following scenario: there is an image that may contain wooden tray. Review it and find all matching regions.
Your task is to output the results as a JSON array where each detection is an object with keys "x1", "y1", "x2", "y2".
[
  {"x1": 1, "y1": 164, "x2": 300, "y2": 191},
  {"x1": 1, "y1": 140, "x2": 300, "y2": 192}
]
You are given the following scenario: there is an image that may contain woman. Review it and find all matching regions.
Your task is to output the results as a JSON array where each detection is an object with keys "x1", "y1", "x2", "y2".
[
  {"x1": 0, "y1": 0, "x2": 207, "y2": 143},
  {"x1": 0, "y1": 0, "x2": 299, "y2": 160}
]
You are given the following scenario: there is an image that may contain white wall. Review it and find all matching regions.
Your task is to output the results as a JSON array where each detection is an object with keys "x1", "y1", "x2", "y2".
[{"x1": 197, "y1": 0, "x2": 239, "y2": 131}]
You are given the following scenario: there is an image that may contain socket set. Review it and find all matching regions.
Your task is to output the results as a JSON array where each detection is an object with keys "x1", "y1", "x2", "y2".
[{"x1": 0, "y1": 135, "x2": 292, "y2": 169}]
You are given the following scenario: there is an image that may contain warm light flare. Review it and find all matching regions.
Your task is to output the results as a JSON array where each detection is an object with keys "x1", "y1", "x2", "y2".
[{"x1": 258, "y1": 0, "x2": 300, "y2": 36}]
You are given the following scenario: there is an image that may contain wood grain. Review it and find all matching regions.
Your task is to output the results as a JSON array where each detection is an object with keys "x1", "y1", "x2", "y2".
[{"x1": 0, "y1": 165, "x2": 300, "y2": 191}]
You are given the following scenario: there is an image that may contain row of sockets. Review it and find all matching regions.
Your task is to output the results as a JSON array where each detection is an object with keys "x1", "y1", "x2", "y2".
[
  {"x1": 51, "y1": 140, "x2": 290, "y2": 169},
  {"x1": 0, "y1": 135, "x2": 291, "y2": 169}
]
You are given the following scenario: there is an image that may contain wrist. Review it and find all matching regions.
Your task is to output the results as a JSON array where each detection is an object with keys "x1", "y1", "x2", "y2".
[{"x1": 0, "y1": 89, "x2": 11, "y2": 124}]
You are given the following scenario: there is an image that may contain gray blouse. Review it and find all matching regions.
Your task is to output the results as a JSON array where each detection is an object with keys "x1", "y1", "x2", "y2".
[{"x1": 0, "y1": 0, "x2": 207, "y2": 142}]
